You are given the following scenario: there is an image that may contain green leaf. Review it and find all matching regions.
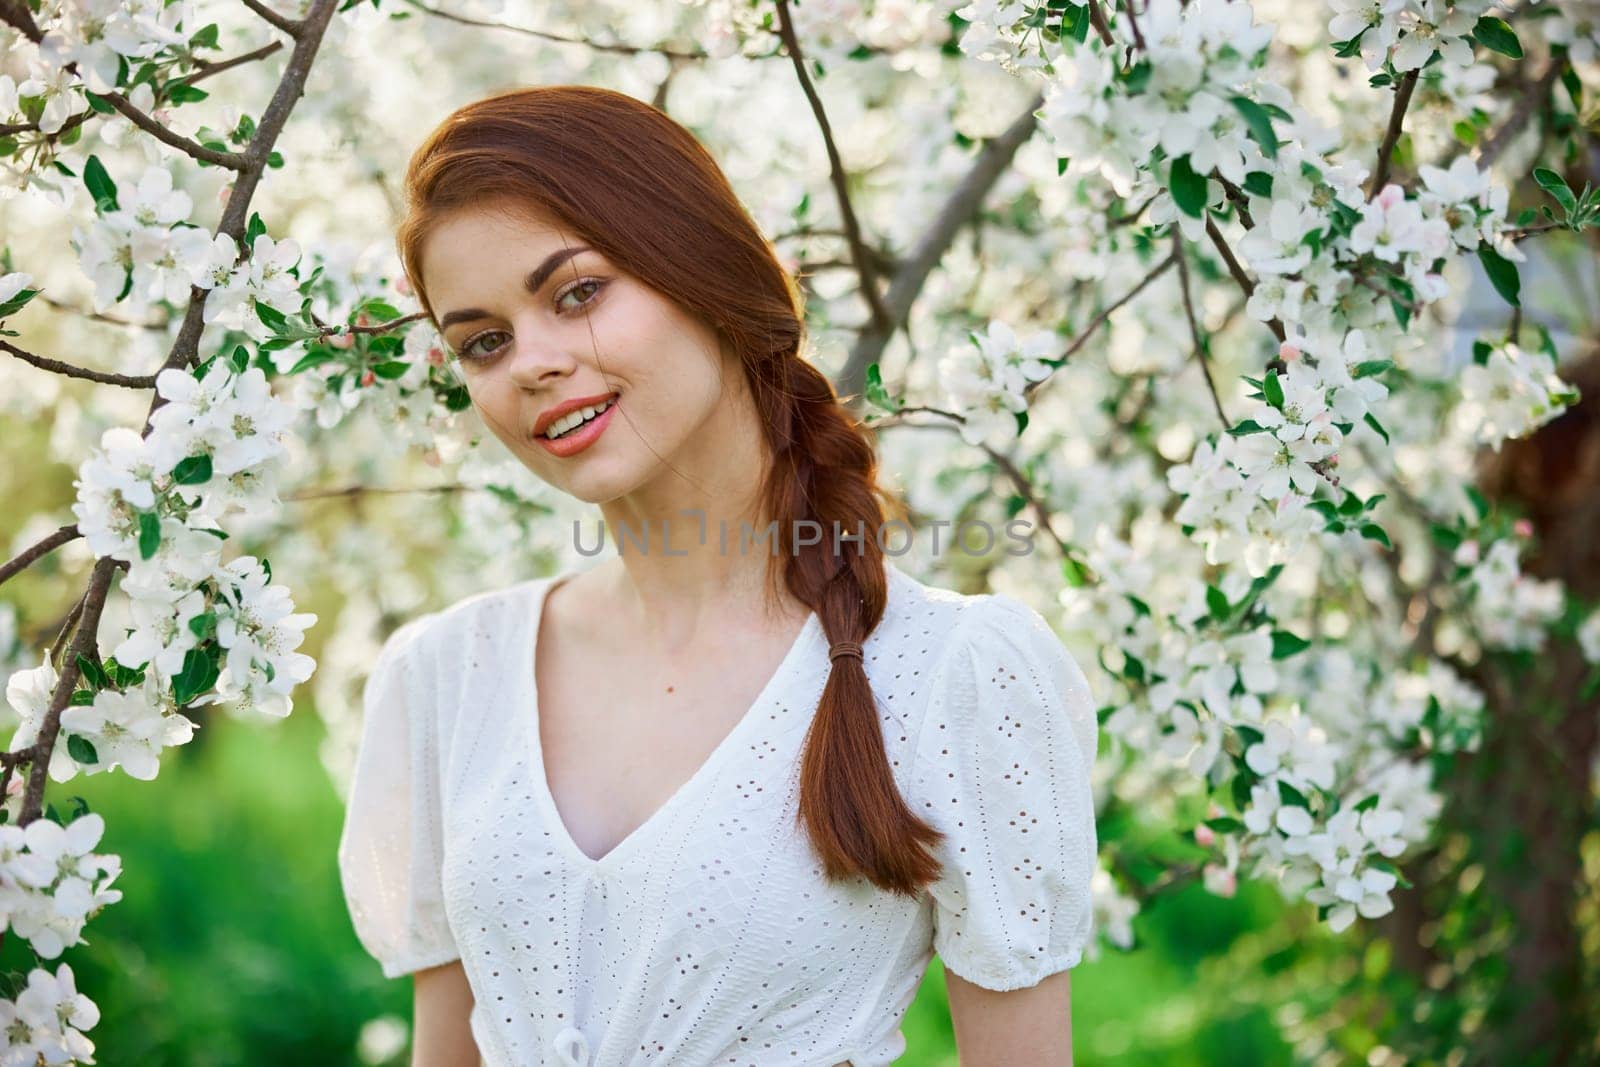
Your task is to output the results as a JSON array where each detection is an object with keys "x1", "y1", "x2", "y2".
[
  {"x1": 66, "y1": 734, "x2": 100, "y2": 765},
  {"x1": 1169, "y1": 155, "x2": 1209, "y2": 218},
  {"x1": 1227, "y1": 419, "x2": 1269, "y2": 436},
  {"x1": 75, "y1": 653, "x2": 108, "y2": 690},
  {"x1": 369, "y1": 360, "x2": 411, "y2": 380},
  {"x1": 187, "y1": 611, "x2": 217, "y2": 640},
  {"x1": 864, "y1": 362, "x2": 902, "y2": 413},
  {"x1": 83, "y1": 92, "x2": 116, "y2": 115},
  {"x1": 69, "y1": 689, "x2": 96, "y2": 706},
  {"x1": 172, "y1": 646, "x2": 221, "y2": 706},
  {"x1": 1331, "y1": 31, "x2": 1367, "y2": 58},
  {"x1": 245, "y1": 212, "x2": 268, "y2": 248},
  {"x1": 137, "y1": 510, "x2": 161, "y2": 560},
  {"x1": 1230, "y1": 96, "x2": 1279, "y2": 159},
  {"x1": 254, "y1": 299, "x2": 290, "y2": 333},
  {"x1": 1204, "y1": 816, "x2": 1245, "y2": 834},
  {"x1": 1352, "y1": 359, "x2": 1393, "y2": 378},
  {"x1": 1263, "y1": 368, "x2": 1284, "y2": 410},
  {"x1": 1277, "y1": 780, "x2": 1311, "y2": 809},
  {"x1": 1471, "y1": 15, "x2": 1522, "y2": 59},
  {"x1": 0, "y1": 287, "x2": 38, "y2": 319},
  {"x1": 1242, "y1": 171, "x2": 1273, "y2": 198},
  {"x1": 1533, "y1": 167, "x2": 1578, "y2": 216},
  {"x1": 1359, "y1": 522, "x2": 1392, "y2": 549},
  {"x1": 1477, "y1": 245, "x2": 1521, "y2": 307},
  {"x1": 1363, "y1": 411, "x2": 1390, "y2": 445},
  {"x1": 189, "y1": 22, "x2": 220, "y2": 49},
  {"x1": 1205, "y1": 584, "x2": 1230, "y2": 623},
  {"x1": 166, "y1": 83, "x2": 209, "y2": 104},
  {"x1": 172, "y1": 453, "x2": 213, "y2": 484},
  {"x1": 1353, "y1": 793, "x2": 1381, "y2": 813},
  {"x1": 1271, "y1": 630, "x2": 1311, "y2": 659},
  {"x1": 358, "y1": 299, "x2": 404, "y2": 322},
  {"x1": 83, "y1": 155, "x2": 118, "y2": 212}
]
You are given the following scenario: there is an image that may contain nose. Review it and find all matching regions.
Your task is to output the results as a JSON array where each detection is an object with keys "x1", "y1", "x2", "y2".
[
  {"x1": 551, "y1": 1025, "x2": 591, "y2": 1066},
  {"x1": 504, "y1": 325, "x2": 579, "y2": 390}
]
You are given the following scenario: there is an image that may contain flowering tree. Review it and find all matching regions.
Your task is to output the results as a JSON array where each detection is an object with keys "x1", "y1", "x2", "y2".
[{"x1": 1, "y1": 0, "x2": 1598, "y2": 1060}]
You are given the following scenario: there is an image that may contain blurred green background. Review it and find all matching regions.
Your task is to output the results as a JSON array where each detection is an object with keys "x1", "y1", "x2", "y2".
[{"x1": 0, "y1": 706, "x2": 1326, "y2": 1066}]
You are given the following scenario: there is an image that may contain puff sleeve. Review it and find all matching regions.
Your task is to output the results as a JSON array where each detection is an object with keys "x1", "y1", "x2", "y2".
[
  {"x1": 914, "y1": 594, "x2": 1100, "y2": 992},
  {"x1": 337, "y1": 615, "x2": 460, "y2": 979}
]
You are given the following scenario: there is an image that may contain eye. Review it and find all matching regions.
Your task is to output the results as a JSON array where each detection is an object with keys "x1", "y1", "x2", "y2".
[
  {"x1": 556, "y1": 278, "x2": 605, "y2": 314},
  {"x1": 457, "y1": 329, "x2": 511, "y2": 362}
]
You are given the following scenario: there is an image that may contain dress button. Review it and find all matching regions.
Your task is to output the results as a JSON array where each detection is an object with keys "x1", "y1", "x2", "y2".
[{"x1": 551, "y1": 1025, "x2": 592, "y2": 1067}]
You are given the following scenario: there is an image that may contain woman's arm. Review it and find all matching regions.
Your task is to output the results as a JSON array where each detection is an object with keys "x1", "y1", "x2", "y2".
[
  {"x1": 944, "y1": 965, "x2": 1075, "y2": 1066},
  {"x1": 412, "y1": 959, "x2": 478, "y2": 1066}
]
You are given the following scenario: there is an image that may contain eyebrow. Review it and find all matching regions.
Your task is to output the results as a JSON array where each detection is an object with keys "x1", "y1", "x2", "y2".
[{"x1": 436, "y1": 246, "x2": 592, "y2": 329}]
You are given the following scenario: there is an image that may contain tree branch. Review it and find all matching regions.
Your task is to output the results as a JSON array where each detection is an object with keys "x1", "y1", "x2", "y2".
[
  {"x1": 180, "y1": 41, "x2": 286, "y2": 86},
  {"x1": 399, "y1": 0, "x2": 707, "y2": 59},
  {"x1": 1085, "y1": 0, "x2": 1117, "y2": 47},
  {"x1": 242, "y1": 0, "x2": 302, "y2": 37},
  {"x1": 1368, "y1": 69, "x2": 1419, "y2": 199},
  {"x1": 1, "y1": 339, "x2": 159, "y2": 388},
  {"x1": 1204, "y1": 216, "x2": 1286, "y2": 345},
  {"x1": 1173, "y1": 232, "x2": 1231, "y2": 427},
  {"x1": 0, "y1": 0, "x2": 42, "y2": 42},
  {"x1": 838, "y1": 91, "x2": 1046, "y2": 404},
  {"x1": 1023, "y1": 251, "x2": 1177, "y2": 403},
  {"x1": 773, "y1": 0, "x2": 893, "y2": 338},
  {"x1": 18, "y1": 0, "x2": 344, "y2": 828},
  {"x1": 0, "y1": 525, "x2": 81, "y2": 588},
  {"x1": 102, "y1": 91, "x2": 251, "y2": 170}
]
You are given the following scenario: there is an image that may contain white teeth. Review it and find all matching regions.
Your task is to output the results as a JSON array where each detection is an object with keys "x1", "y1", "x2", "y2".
[{"x1": 545, "y1": 397, "x2": 614, "y2": 439}]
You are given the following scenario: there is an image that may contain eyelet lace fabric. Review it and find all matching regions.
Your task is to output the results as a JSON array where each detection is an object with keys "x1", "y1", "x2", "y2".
[{"x1": 338, "y1": 561, "x2": 1099, "y2": 1065}]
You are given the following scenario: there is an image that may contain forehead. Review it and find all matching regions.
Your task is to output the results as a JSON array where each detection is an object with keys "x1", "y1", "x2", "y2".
[{"x1": 418, "y1": 204, "x2": 584, "y2": 298}]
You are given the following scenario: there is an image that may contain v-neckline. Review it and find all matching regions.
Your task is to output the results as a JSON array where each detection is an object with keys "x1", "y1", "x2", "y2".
[{"x1": 520, "y1": 571, "x2": 822, "y2": 875}]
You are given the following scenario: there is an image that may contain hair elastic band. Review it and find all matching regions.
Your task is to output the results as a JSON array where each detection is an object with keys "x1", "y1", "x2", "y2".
[{"x1": 828, "y1": 640, "x2": 864, "y2": 663}]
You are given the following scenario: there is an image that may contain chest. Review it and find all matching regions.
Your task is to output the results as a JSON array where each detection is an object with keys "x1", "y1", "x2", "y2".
[{"x1": 534, "y1": 629, "x2": 804, "y2": 865}]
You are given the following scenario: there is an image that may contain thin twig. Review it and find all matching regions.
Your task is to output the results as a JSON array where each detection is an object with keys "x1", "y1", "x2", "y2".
[
  {"x1": 282, "y1": 483, "x2": 472, "y2": 502},
  {"x1": 242, "y1": 0, "x2": 301, "y2": 37},
  {"x1": 1, "y1": 339, "x2": 160, "y2": 388},
  {"x1": 1084, "y1": 0, "x2": 1117, "y2": 47},
  {"x1": 1367, "y1": 69, "x2": 1419, "y2": 199},
  {"x1": 1353, "y1": 270, "x2": 1422, "y2": 315},
  {"x1": 0, "y1": 525, "x2": 81, "y2": 588},
  {"x1": 102, "y1": 92, "x2": 250, "y2": 170},
  {"x1": 1023, "y1": 251, "x2": 1178, "y2": 402},
  {"x1": 773, "y1": 0, "x2": 892, "y2": 337},
  {"x1": 1122, "y1": 0, "x2": 1147, "y2": 52},
  {"x1": 179, "y1": 41, "x2": 286, "y2": 86},
  {"x1": 400, "y1": 0, "x2": 707, "y2": 59},
  {"x1": 1204, "y1": 216, "x2": 1286, "y2": 345},
  {"x1": 1173, "y1": 232, "x2": 1230, "y2": 427},
  {"x1": 39, "y1": 292, "x2": 171, "y2": 331},
  {"x1": 326, "y1": 310, "x2": 429, "y2": 336}
]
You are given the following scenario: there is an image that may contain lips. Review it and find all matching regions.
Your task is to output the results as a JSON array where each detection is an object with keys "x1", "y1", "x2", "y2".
[
  {"x1": 533, "y1": 391, "x2": 620, "y2": 437},
  {"x1": 533, "y1": 394, "x2": 619, "y2": 458}
]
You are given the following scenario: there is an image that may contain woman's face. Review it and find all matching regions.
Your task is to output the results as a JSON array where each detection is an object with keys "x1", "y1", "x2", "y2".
[{"x1": 418, "y1": 204, "x2": 738, "y2": 505}]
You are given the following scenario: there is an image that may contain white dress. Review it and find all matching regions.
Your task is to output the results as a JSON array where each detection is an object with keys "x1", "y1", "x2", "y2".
[{"x1": 337, "y1": 559, "x2": 1099, "y2": 1066}]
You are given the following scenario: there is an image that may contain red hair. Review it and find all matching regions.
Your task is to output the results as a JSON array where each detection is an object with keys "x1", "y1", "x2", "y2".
[{"x1": 396, "y1": 85, "x2": 944, "y2": 897}]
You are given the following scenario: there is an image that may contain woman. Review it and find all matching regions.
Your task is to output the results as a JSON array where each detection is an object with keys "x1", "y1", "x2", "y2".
[{"x1": 337, "y1": 85, "x2": 1099, "y2": 1067}]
